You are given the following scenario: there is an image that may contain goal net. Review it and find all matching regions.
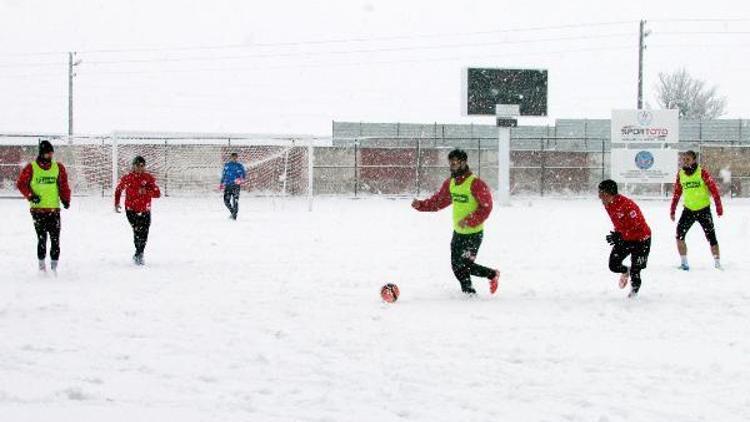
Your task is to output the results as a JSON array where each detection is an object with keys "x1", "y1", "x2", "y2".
[{"x1": 0, "y1": 135, "x2": 312, "y2": 198}]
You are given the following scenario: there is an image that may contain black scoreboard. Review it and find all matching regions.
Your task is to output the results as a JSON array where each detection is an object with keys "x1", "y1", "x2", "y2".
[{"x1": 466, "y1": 68, "x2": 548, "y2": 116}]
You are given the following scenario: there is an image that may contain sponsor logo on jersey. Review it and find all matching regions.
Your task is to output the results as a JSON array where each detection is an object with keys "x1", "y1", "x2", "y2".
[{"x1": 451, "y1": 193, "x2": 469, "y2": 203}]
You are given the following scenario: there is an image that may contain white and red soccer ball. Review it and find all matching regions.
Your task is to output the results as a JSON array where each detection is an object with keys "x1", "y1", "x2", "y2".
[{"x1": 380, "y1": 283, "x2": 400, "y2": 303}]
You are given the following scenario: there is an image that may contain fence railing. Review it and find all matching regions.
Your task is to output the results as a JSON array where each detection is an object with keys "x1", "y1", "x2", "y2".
[{"x1": 2, "y1": 135, "x2": 749, "y2": 198}]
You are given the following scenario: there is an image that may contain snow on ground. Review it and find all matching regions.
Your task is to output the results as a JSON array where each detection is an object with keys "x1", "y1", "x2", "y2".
[{"x1": 0, "y1": 195, "x2": 749, "y2": 421}]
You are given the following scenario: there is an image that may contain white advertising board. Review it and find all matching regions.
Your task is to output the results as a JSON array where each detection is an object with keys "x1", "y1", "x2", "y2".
[
  {"x1": 611, "y1": 109, "x2": 679, "y2": 144},
  {"x1": 611, "y1": 148, "x2": 678, "y2": 183}
]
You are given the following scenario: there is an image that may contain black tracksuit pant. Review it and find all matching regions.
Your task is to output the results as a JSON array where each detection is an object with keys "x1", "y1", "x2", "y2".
[
  {"x1": 609, "y1": 238, "x2": 651, "y2": 293},
  {"x1": 676, "y1": 206, "x2": 718, "y2": 245},
  {"x1": 451, "y1": 231, "x2": 496, "y2": 293},
  {"x1": 32, "y1": 211, "x2": 61, "y2": 260},
  {"x1": 126, "y1": 210, "x2": 151, "y2": 255},
  {"x1": 223, "y1": 184, "x2": 241, "y2": 218}
]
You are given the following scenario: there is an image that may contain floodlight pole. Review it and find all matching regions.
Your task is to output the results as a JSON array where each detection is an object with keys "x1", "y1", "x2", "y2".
[
  {"x1": 637, "y1": 20, "x2": 649, "y2": 109},
  {"x1": 67, "y1": 52, "x2": 81, "y2": 136}
]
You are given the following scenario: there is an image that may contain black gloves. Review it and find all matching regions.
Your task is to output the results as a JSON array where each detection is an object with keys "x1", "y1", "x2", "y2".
[
  {"x1": 606, "y1": 231, "x2": 623, "y2": 246},
  {"x1": 29, "y1": 194, "x2": 41, "y2": 204},
  {"x1": 62, "y1": 199, "x2": 70, "y2": 209}
]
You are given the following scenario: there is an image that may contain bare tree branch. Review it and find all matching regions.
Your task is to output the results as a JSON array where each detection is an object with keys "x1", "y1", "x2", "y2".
[{"x1": 654, "y1": 68, "x2": 727, "y2": 119}]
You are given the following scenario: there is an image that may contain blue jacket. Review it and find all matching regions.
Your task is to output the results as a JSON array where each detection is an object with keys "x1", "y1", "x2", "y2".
[{"x1": 221, "y1": 161, "x2": 246, "y2": 186}]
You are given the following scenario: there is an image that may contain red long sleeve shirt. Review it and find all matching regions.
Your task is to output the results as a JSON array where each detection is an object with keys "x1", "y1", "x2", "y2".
[
  {"x1": 604, "y1": 194, "x2": 651, "y2": 242},
  {"x1": 669, "y1": 168, "x2": 723, "y2": 216},
  {"x1": 413, "y1": 173, "x2": 493, "y2": 228},
  {"x1": 114, "y1": 172, "x2": 161, "y2": 213},
  {"x1": 16, "y1": 159, "x2": 71, "y2": 213}
]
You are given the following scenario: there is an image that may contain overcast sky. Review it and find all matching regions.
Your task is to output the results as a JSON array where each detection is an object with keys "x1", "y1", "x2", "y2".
[{"x1": 1, "y1": 0, "x2": 749, "y2": 136}]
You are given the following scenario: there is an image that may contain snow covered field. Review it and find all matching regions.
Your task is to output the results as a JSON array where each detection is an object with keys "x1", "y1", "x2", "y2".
[{"x1": 1, "y1": 196, "x2": 749, "y2": 421}]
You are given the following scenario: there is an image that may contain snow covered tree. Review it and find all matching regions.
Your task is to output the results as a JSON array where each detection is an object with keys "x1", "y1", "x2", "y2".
[{"x1": 654, "y1": 68, "x2": 727, "y2": 119}]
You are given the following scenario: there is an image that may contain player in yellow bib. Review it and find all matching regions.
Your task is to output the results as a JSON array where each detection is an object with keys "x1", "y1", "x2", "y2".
[
  {"x1": 16, "y1": 140, "x2": 72, "y2": 274},
  {"x1": 669, "y1": 150, "x2": 724, "y2": 270},
  {"x1": 412, "y1": 149, "x2": 500, "y2": 295}
]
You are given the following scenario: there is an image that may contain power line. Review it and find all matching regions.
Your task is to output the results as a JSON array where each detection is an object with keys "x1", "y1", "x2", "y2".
[
  {"x1": 2, "y1": 18, "x2": 746, "y2": 60},
  {"x1": 655, "y1": 31, "x2": 750, "y2": 35},
  {"x1": 79, "y1": 20, "x2": 638, "y2": 53},
  {"x1": 0, "y1": 61, "x2": 65, "y2": 69},
  {"x1": 649, "y1": 18, "x2": 750, "y2": 23},
  {"x1": 80, "y1": 33, "x2": 634, "y2": 66},
  {"x1": 0, "y1": 72, "x2": 64, "y2": 79},
  {"x1": 0, "y1": 20, "x2": 637, "y2": 59},
  {"x1": 75, "y1": 44, "x2": 635, "y2": 77},
  {"x1": 647, "y1": 42, "x2": 750, "y2": 50}
]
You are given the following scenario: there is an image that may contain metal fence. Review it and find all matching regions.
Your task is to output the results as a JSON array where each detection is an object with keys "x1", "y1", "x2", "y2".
[
  {"x1": 3, "y1": 133, "x2": 749, "y2": 198},
  {"x1": 317, "y1": 136, "x2": 609, "y2": 197},
  {"x1": 319, "y1": 136, "x2": 750, "y2": 198}
]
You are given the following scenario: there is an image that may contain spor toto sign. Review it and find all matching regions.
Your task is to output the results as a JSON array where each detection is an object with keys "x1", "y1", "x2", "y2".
[{"x1": 611, "y1": 109, "x2": 679, "y2": 144}]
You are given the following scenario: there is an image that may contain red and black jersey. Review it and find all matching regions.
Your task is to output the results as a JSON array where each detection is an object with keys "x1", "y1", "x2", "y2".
[
  {"x1": 604, "y1": 194, "x2": 651, "y2": 242},
  {"x1": 114, "y1": 172, "x2": 161, "y2": 213},
  {"x1": 413, "y1": 172, "x2": 493, "y2": 228}
]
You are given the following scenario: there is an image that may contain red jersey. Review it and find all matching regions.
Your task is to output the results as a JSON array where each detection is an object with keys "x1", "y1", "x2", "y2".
[
  {"x1": 604, "y1": 194, "x2": 651, "y2": 242},
  {"x1": 114, "y1": 172, "x2": 161, "y2": 213},
  {"x1": 413, "y1": 172, "x2": 493, "y2": 228},
  {"x1": 16, "y1": 159, "x2": 71, "y2": 213}
]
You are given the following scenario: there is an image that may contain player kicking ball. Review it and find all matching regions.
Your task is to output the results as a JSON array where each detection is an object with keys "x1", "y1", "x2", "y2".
[
  {"x1": 598, "y1": 180, "x2": 651, "y2": 298},
  {"x1": 412, "y1": 149, "x2": 499, "y2": 296}
]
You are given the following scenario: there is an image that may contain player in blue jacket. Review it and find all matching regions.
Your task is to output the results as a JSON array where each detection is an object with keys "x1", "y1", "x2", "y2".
[{"x1": 220, "y1": 153, "x2": 246, "y2": 220}]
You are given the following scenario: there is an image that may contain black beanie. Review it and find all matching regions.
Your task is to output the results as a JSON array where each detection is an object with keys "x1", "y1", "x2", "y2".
[
  {"x1": 38, "y1": 140, "x2": 54, "y2": 156},
  {"x1": 132, "y1": 156, "x2": 146, "y2": 166},
  {"x1": 448, "y1": 149, "x2": 468, "y2": 161}
]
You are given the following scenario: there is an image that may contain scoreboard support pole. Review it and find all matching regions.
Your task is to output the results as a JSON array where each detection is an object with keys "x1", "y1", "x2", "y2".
[
  {"x1": 496, "y1": 105, "x2": 518, "y2": 207},
  {"x1": 498, "y1": 127, "x2": 511, "y2": 206}
]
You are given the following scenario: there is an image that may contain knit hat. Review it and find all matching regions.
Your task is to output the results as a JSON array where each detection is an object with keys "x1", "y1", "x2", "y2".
[
  {"x1": 132, "y1": 155, "x2": 146, "y2": 166},
  {"x1": 448, "y1": 149, "x2": 468, "y2": 161},
  {"x1": 38, "y1": 140, "x2": 54, "y2": 155}
]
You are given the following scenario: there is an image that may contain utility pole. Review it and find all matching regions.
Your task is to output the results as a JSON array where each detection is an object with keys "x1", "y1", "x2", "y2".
[
  {"x1": 637, "y1": 20, "x2": 650, "y2": 109},
  {"x1": 67, "y1": 52, "x2": 81, "y2": 136}
]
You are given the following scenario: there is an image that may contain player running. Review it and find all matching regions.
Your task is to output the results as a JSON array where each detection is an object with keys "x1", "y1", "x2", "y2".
[
  {"x1": 598, "y1": 179, "x2": 651, "y2": 298},
  {"x1": 412, "y1": 149, "x2": 500, "y2": 296}
]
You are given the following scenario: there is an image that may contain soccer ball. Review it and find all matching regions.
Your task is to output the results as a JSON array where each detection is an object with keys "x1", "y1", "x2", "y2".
[{"x1": 380, "y1": 283, "x2": 400, "y2": 303}]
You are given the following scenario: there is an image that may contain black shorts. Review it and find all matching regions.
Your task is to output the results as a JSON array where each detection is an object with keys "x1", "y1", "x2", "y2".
[
  {"x1": 676, "y1": 207, "x2": 717, "y2": 245},
  {"x1": 611, "y1": 238, "x2": 651, "y2": 271}
]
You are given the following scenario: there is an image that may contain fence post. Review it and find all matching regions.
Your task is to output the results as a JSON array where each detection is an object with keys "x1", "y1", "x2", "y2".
[
  {"x1": 540, "y1": 138, "x2": 545, "y2": 197},
  {"x1": 601, "y1": 139, "x2": 606, "y2": 182},
  {"x1": 354, "y1": 138, "x2": 359, "y2": 197},
  {"x1": 477, "y1": 137, "x2": 481, "y2": 178},
  {"x1": 416, "y1": 138, "x2": 421, "y2": 196},
  {"x1": 308, "y1": 137, "x2": 314, "y2": 211},
  {"x1": 163, "y1": 140, "x2": 169, "y2": 197},
  {"x1": 739, "y1": 119, "x2": 743, "y2": 143},
  {"x1": 111, "y1": 134, "x2": 118, "y2": 196}
]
